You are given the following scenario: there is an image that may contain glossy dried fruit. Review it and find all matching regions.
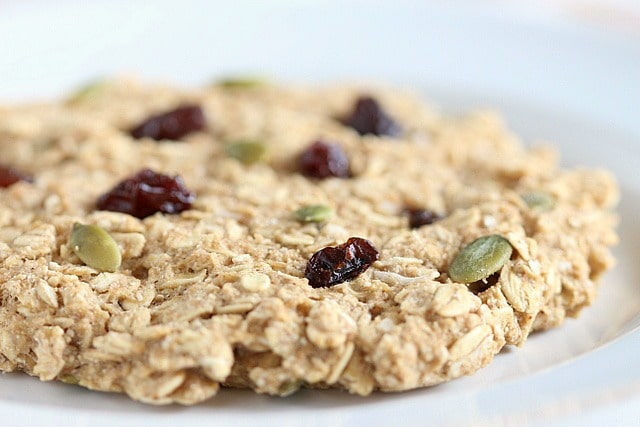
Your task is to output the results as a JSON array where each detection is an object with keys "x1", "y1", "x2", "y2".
[
  {"x1": 96, "y1": 169, "x2": 195, "y2": 219},
  {"x1": 294, "y1": 204, "x2": 333, "y2": 223},
  {"x1": 70, "y1": 223, "x2": 122, "y2": 272},
  {"x1": 0, "y1": 164, "x2": 32, "y2": 188},
  {"x1": 342, "y1": 96, "x2": 401, "y2": 137},
  {"x1": 305, "y1": 237, "x2": 379, "y2": 288},
  {"x1": 405, "y1": 208, "x2": 442, "y2": 229},
  {"x1": 130, "y1": 105, "x2": 206, "y2": 141},
  {"x1": 449, "y1": 235, "x2": 513, "y2": 284},
  {"x1": 225, "y1": 140, "x2": 268, "y2": 165},
  {"x1": 299, "y1": 141, "x2": 350, "y2": 179}
]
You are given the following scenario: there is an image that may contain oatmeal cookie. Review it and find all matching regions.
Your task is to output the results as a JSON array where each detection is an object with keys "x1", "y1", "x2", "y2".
[{"x1": 0, "y1": 79, "x2": 618, "y2": 404}]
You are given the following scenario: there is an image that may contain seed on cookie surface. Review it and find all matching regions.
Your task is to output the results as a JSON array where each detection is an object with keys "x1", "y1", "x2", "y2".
[
  {"x1": 449, "y1": 235, "x2": 513, "y2": 284},
  {"x1": 299, "y1": 140, "x2": 350, "y2": 179},
  {"x1": 216, "y1": 76, "x2": 268, "y2": 89},
  {"x1": 66, "y1": 79, "x2": 108, "y2": 105},
  {"x1": 293, "y1": 204, "x2": 333, "y2": 223},
  {"x1": 225, "y1": 140, "x2": 268, "y2": 165},
  {"x1": 130, "y1": 104, "x2": 206, "y2": 141},
  {"x1": 521, "y1": 191, "x2": 555, "y2": 211},
  {"x1": 59, "y1": 374, "x2": 80, "y2": 385},
  {"x1": 342, "y1": 95, "x2": 401, "y2": 137},
  {"x1": 305, "y1": 237, "x2": 379, "y2": 288},
  {"x1": 277, "y1": 380, "x2": 302, "y2": 397},
  {"x1": 96, "y1": 168, "x2": 195, "y2": 219},
  {"x1": 70, "y1": 223, "x2": 122, "y2": 272},
  {"x1": 0, "y1": 164, "x2": 32, "y2": 188}
]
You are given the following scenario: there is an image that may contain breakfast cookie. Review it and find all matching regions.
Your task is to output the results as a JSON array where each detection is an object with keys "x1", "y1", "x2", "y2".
[{"x1": 0, "y1": 79, "x2": 618, "y2": 404}]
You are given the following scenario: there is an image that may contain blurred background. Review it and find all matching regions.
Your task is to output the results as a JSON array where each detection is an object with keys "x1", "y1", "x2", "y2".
[
  {"x1": 2, "y1": 0, "x2": 638, "y2": 138},
  {"x1": 1, "y1": 0, "x2": 639, "y2": 100}
]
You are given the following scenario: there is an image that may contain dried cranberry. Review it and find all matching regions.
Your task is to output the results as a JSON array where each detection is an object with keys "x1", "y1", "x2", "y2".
[
  {"x1": 468, "y1": 273, "x2": 500, "y2": 294},
  {"x1": 342, "y1": 96, "x2": 401, "y2": 137},
  {"x1": 130, "y1": 105, "x2": 206, "y2": 141},
  {"x1": 305, "y1": 237, "x2": 379, "y2": 288},
  {"x1": 299, "y1": 141, "x2": 350, "y2": 179},
  {"x1": 0, "y1": 164, "x2": 32, "y2": 188},
  {"x1": 96, "y1": 169, "x2": 194, "y2": 219},
  {"x1": 405, "y1": 208, "x2": 442, "y2": 229}
]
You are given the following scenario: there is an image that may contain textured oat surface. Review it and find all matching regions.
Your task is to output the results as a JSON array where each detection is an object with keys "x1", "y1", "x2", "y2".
[{"x1": 0, "y1": 80, "x2": 618, "y2": 404}]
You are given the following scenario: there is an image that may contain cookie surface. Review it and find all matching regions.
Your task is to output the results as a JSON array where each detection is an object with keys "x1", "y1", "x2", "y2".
[{"x1": 0, "y1": 80, "x2": 618, "y2": 404}]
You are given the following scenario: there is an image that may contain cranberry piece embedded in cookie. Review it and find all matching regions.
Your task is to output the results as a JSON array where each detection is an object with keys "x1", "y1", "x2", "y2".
[
  {"x1": 405, "y1": 208, "x2": 442, "y2": 229},
  {"x1": 130, "y1": 105, "x2": 206, "y2": 141},
  {"x1": 342, "y1": 96, "x2": 401, "y2": 137},
  {"x1": 0, "y1": 164, "x2": 32, "y2": 188},
  {"x1": 299, "y1": 140, "x2": 350, "y2": 179},
  {"x1": 305, "y1": 237, "x2": 379, "y2": 288},
  {"x1": 96, "y1": 168, "x2": 195, "y2": 219}
]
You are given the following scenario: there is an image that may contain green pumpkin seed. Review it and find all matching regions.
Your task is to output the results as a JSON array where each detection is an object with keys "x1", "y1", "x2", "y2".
[
  {"x1": 70, "y1": 223, "x2": 121, "y2": 272},
  {"x1": 59, "y1": 374, "x2": 80, "y2": 385},
  {"x1": 521, "y1": 191, "x2": 555, "y2": 211},
  {"x1": 225, "y1": 140, "x2": 268, "y2": 165},
  {"x1": 216, "y1": 76, "x2": 268, "y2": 89},
  {"x1": 449, "y1": 234, "x2": 513, "y2": 284},
  {"x1": 293, "y1": 204, "x2": 333, "y2": 223},
  {"x1": 66, "y1": 79, "x2": 107, "y2": 105},
  {"x1": 277, "y1": 380, "x2": 302, "y2": 397}
]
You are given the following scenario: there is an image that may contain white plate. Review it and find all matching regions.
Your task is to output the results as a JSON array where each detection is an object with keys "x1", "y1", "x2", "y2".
[{"x1": 1, "y1": 1, "x2": 639, "y2": 426}]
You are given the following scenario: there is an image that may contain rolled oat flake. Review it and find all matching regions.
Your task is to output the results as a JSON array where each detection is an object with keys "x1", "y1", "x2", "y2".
[
  {"x1": 449, "y1": 234, "x2": 513, "y2": 284},
  {"x1": 70, "y1": 223, "x2": 122, "y2": 272}
]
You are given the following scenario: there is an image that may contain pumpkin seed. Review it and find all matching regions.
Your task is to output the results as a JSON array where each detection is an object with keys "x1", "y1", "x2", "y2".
[
  {"x1": 225, "y1": 140, "x2": 268, "y2": 165},
  {"x1": 216, "y1": 76, "x2": 268, "y2": 89},
  {"x1": 66, "y1": 79, "x2": 107, "y2": 105},
  {"x1": 59, "y1": 374, "x2": 80, "y2": 385},
  {"x1": 293, "y1": 204, "x2": 333, "y2": 223},
  {"x1": 449, "y1": 234, "x2": 513, "y2": 284},
  {"x1": 277, "y1": 380, "x2": 302, "y2": 397},
  {"x1": 521, "y1": 191, "x2": 555, "y2": 211},
  {"x1": 70, "y1": 223, "x2": 122, "y2": 272}
]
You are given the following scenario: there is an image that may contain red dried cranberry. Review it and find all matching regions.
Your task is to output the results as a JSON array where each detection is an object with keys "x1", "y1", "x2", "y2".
[
  {"x1": 405, "y1": 208, "x2": 442, "y2": 229},
  {"x1": 0, "y1": 164, "x2": 32, "y2": 188},
  {"x1": 305, "y1": 237, "x2": 379, "y2": 288},
  {"x1": 96, "y1": 169, "x2": 194, "y2": 219},
  {"x1": 130, "y1": 105, "x2": 206, "y2": 141},
  {"x1": 342, "y1": 96, "x2": 401, "y2": 137},
  {"x1": 299, "y1": 141, "x2": 350, "y2": 179}
]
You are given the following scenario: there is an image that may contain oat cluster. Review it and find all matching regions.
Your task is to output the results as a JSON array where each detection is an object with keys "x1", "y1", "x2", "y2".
[{"x1": 0, "y1": 80, "x2": 618, "y2": 404}]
